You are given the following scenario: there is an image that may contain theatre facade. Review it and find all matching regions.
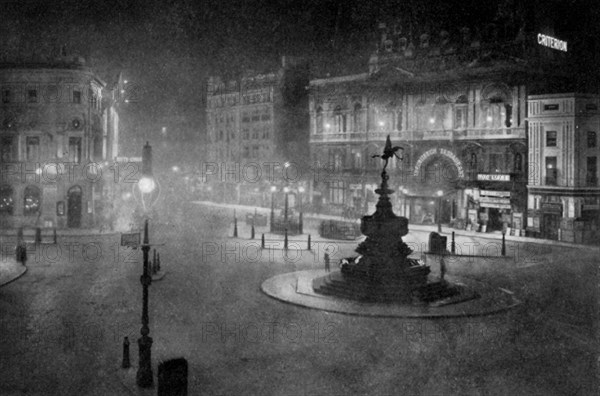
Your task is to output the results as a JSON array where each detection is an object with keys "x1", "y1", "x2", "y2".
[{"x1": 308, "y1": 24, "x2": 579, "y2": 236}]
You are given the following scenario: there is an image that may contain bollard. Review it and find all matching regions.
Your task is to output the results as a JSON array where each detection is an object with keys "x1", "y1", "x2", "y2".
[
  {"x1": 324, "y1": 252, "x2": 330, "y2": 273},
  {"x1": 251, "y1": 224, "x2": 255, "y2": 240},
  {"x1": 35, "y1": 227, "x2": 41, "y2": 244},
  {"x1": 440, "y1": 255, "x2": 446, "y2": 282},
  {"x1": 261, "y1": 233, "x2": 265, "y2": 249},
  {"x1": 53, "y1": 228, "x2": 57, "y2": 244},
  {"x1": 157, "y1": 252, "x2": 161, "y2": 272},
  {"x1": 451, "y1": 231, "x2": 455, "y2": 254},
  {"x1": 307, "y1": 234, "x2": 311, "y2": 250},
  {"x1": 122, "y1": 337, "x2": 131, "y2": 368},
  {"x1": 284, "y1": 228, "x2": 288, "y2": 250},
  {"x1": 501, "y1": 232, "x2": 506, "y2": 256}
]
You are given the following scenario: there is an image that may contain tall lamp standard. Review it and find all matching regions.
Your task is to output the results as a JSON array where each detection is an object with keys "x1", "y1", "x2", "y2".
[
  {"x1": 298, "y1": 186, "x2": 305, "y2": 234},
  {"x1": 136, "y1": 142, "x2": 156, "y2": 388},
  {"x1": 270, "y1": 186, "x2": 276, "y2": 232},
  {"x1": 283, "y1": 186, "x2": 290, "y2": 229},
  {"x1": 436, "y1": 190, "x2": 444, "y2": 233}
]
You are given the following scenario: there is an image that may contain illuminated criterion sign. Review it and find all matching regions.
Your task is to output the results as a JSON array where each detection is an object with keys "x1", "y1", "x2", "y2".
[{"x1": 537, "y1": 33, "x2": 567, "y2": 52}]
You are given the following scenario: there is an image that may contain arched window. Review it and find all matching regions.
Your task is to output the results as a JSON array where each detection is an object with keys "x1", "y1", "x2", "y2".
[
  {"x1": 454, "y1": 95, "x2": 468, "y2": 129},
  {"x1": 514, "y1": 152, "x2": 523, "y2": 173},
  {"x1": 433, "y1": 97, "x2": 448, "y2": 130},
  {"x1": 316, "y1": 106, "x2": 323, "y2": 134},
  {"x1": 0, "y1": 185, "x2": 14, "y2": 215},
  {"x1": 353, "y1": 103, "x2": 362, "y2": 132},
  {"x1": 334, "y1": 106, "x2": 346, "y2": 133},
  {"x1": 23, "y1": 185, "x2": 41, "y2": 216}
]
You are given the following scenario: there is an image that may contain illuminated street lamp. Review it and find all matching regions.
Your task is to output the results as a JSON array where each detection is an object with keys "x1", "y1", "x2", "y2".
[{"x1": 436, "y1": 190, "x2": 444, "y2": 233}]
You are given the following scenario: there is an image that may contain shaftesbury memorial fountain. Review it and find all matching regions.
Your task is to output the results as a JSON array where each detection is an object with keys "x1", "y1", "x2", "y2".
[{"x1": 312, "y1": 135, "x2": 472, "y2": 304}]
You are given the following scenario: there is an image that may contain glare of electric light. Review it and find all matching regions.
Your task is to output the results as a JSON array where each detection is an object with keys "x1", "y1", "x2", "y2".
[
  {"x1": 138, "y1": 177, "x2": 156, "y2": 193},
  {"x1": 325, "y1": 123, "x2": 331, "y2": 129},
  {"x1": 378, "y1": 121, "x2": 385, "y2": 127},
  {"x1": 299, "y1": 186, "x2": 305, "y2": 193},
  {"x1": 270, "y1": 186, "x2": 277, "y2": 192},
  {"x1": 283, "y1": 187, "x2": 290, "y2": 193},
  {"x1": 124, "y1": 80, "x2": 128, "y2": 84},
  {"x1": 284, "y1": 162, "x2": 290, "y2": 168},
  {"x1": 402, "y1": 188, "x2": 408, "y2": 194},
  {"x1": 548, "y1": 164, "x2": 553, "y2": 169},
  {"x1": 430, "y1": 201, "x2": 435, "y2": 205},
  {"x1": 486, "y1": 116, "x2": 493, "y2": 122},
  {"x1": 125, "y1": 99, "x2": 130, "y2": 103},
  {"x1": 436, "y1": 190, "x2": 444, "y2": 197},
  {"x1": 35, "y1": 168, "x2": 42, "y2": 175},
  {"x1": 121, "y1": 89, "x2": 125, "y2": 94},
  {"x1": 172, "y1": 165, "x2": 180, "y2": 172},
  {"x1": 46, "y1": 165, "x2": 58, "y2": 175},
  {"x1": 429, "y1": 117, "x2": 435, "y2": 124},
  {"x1": 123, "y1": 192, "x2": 132, "y2": 200}
]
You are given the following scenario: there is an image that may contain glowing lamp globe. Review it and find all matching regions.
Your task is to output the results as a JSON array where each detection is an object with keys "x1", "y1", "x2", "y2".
[{"x1": 138, "y1": 177, "x2": 156, "y2": 193}]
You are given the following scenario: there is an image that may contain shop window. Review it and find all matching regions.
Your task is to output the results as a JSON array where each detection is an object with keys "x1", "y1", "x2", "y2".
[
  {"x1": 329, "y1": 180, "x2": 344, "y2": 204},
  {"x1": 588, "y1": 131, "x2": 597, "y2": 148},
  {"x1": 1, "y1": 137, "x2": 14, "y2": 162},
  {"x1": 68, "y1": 137, "x2": 82, "y2": 163},
  {"x1": 26, "y1": 136, "x2": 40, "y2": 161},
  {"x1": 545, "y1": 157, "x2": 557, "y2": 185},
  {"x1": 546, "y1": 131, "x2": 557, "y2": 147},
  {"x1": 0, "y1": 185, "x2": 14, "y2": 214},
  {"x1": 73, "y1": 90, "x2": 81, "y2": 104},
  {"x1": 587, "y1": 156, "x2": 597, "y2": 186},
  {"x1": 23, "y1": 185, "x2": 41, "y2": 216}
]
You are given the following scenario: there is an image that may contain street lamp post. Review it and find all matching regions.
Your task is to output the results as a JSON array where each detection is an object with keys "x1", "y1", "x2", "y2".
[
  {"x1": 298, "y1": 186, "x2": 305, "y2": 234},
  {"x1": 436, "y1": 190, "x2": 444, "y2": 233},
  {"x1": 136, "y1": 219, "x2": 153, "y2": 388},
  {"x1": 283, "y1": 186, "x2": 290, "y2": 229},
  {"x1": 270, "y1": 186, "x2": 276, "y2": 232}
]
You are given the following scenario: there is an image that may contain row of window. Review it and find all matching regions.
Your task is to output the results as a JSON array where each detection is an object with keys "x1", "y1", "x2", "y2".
[
  {"x1": 315, "y1": 100, "x2": 512, "y2": 133},
  {"x1": 544, "y1": 156, "x2": 598, "y2": 186},
  {"x1": 2, "y1": 87, "x2": 101, "y2": 109},
  {"x1": 1, "y1": 136, "x2": 82, "y2": 163},
  {"x1": 0, "y1": 185, "x2": 40, "y2": 215},
  {"x1": 546, "y1": 130, "x2": 597, "y2": 148}
]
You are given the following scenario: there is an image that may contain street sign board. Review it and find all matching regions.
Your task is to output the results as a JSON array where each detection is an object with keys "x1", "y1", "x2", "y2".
[{"x1": 121, "y1": 232, "x2": 141, "y2": 247}]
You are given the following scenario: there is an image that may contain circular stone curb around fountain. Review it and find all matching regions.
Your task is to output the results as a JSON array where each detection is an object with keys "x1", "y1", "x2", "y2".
[{"x1": 261, "y1": 270, "x2": 520, "y2": 318}]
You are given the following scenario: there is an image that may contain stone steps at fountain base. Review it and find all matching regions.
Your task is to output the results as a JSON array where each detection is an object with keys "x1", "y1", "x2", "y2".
[{"x1": 312, "y1": 271, "x2": 461, "y2": 303}]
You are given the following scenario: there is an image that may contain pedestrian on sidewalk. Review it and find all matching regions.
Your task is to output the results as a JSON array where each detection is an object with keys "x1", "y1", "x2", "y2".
[
  {"x1": 16, "y1": 228, "x2": 27, "y2": 265},
  {"x1": 324, "y1": 253, "x2": 330, "y2": 273}
]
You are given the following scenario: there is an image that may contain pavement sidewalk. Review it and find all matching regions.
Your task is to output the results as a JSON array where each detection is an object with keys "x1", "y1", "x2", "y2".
[
  {"x1": 191, "y1": 200, "x2": 600, "y2": 251},
  {"x1": 0, "y1": 256, "x2": 27, "y2": 287}
]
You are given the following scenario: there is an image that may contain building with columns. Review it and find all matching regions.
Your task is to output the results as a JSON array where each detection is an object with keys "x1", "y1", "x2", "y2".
[
  {"x1": 308, "y1": 19, "x2": 587, "y2": 236},
  {"x1": 526, "y1": 93, "x2": 600, "y2": 242},
  {"x1": 0, "y1": 55, "x2": 121, "y2": 229}
]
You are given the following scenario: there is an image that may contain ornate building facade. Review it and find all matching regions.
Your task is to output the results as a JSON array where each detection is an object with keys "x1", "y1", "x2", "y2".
[
  {"x1": 527, "y1": 93, "x2": 600, "y2": 243},
  {"x1": 309, "y1": 22, "x2": 580, "y2": 236},
  {"x1": 204, "y1": 56, "x2": 309, "y2": 205},
  {"x1": 0, "y1": 56, "x2": 121, "y2": 229}
]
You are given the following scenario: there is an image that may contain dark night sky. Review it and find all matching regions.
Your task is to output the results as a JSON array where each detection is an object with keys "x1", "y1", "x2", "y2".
[{"x1": 1, "y1": 0, "x2": 599, "y2": 155}]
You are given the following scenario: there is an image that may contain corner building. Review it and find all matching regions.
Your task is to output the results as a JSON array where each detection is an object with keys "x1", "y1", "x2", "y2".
[
  {"x1": 0, "y1": 56, "x2": 120, "y2": 229},
  {"x1": 309, "y1": 20, "x2": 581, "y2": 235}
]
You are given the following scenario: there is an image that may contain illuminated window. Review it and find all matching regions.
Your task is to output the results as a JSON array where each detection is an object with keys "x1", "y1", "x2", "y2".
[
  {"x1": 334, "y1": 106, "x2": 346, "y2": 133},
  {"x1": 329, "y1": 180, "x2": 345, "y2": 204},
  {"x1": 26, "y1": 136, "x2": 40, "y2": 161},
  {"x1": 316, "y1": 106, "x2": 323, "y2": 134},
  {"x1": 0, "y1": 185, "x2": 14, "y2": 214},
  {"x1": 23, "y1": 185, "x2": 41, "y2": 216},
  {"x1": 546, "y1": 131, "x2": 557, "y2": 147},
  {"x1": 545, "y1": 157, "x2": 557, "y2": 185},
  {"x1": 68, "y1": 137, "x2": 82, "y2": 163}
]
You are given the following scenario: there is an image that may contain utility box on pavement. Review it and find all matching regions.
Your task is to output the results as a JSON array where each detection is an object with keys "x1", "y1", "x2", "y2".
[{"x1": 158, "y1": 358, "x2": 188, "y2": 396}]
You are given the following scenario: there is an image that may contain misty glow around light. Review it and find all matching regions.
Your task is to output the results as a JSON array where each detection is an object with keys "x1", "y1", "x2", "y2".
[
  {"x1": 138, "y1": 177, "x2": 156, "y2": 193},
  {"x1": 436, "y1": 190, "x2": 444, "y2": 197},
  {"x1": 283, "y1": 187, "x2": 290, "y2": 193},
  {"x1": 298, "y1": 186, "x2": 305, "y2": 193},
  {"x1": 270, "y1": 186, "x2": 277, "y2": 192}
]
